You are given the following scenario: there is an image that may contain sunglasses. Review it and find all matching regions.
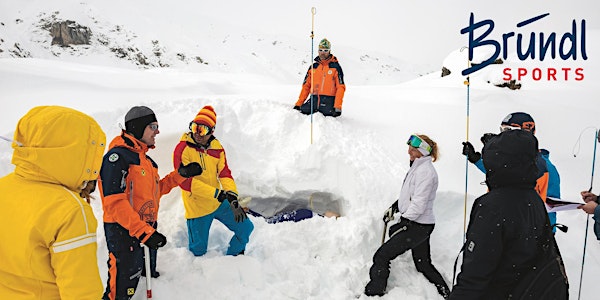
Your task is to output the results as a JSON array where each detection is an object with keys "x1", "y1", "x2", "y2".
[
  {"x1": 190, "y1": 122, "x2": 213, "y2": 136},
  {"x1": 147, "y1": 123, "x2": 159, "y2": 131},
  {"x1": 407, "y1": 134, "x2": 432, "y2": 153},
  {"x1": 318, "y1": 49, "x2": 330, "y2": 53}
]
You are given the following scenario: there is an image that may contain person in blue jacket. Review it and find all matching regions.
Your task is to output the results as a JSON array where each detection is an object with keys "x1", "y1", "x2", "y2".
[{"x1": 462, "y1": 112, "x2": 560, "y2": 230}]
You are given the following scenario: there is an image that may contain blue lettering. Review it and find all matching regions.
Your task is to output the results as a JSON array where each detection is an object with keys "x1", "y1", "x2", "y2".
[
  {"x1": 460, "y1": 13, "x2": 500, "y2": 76},
  {"x1": 502, "y1": 32, "x2": 514, "y2": 59},
  {"x1": 461, "y1": 13, "x2": 588, "y2": 75},
  {"x1": 517, "y1": 32, "x2": 536, "y2": 60},
  {"x1": 582, "y1": 20, "x2": 588, "y2": 59},
  {"x1": 539, "y1": 33, "x2": 556, "y2": 61}
]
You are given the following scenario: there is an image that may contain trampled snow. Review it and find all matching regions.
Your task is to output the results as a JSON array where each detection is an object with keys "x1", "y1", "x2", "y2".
[{"x1": 1, "y1": 1, "x2": 599, "y2": 299}]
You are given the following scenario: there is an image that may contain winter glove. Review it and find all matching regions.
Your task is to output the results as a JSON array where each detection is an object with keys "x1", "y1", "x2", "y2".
[
  {"x1": 142, "y1": 231, "x2": 167, "y2": 250},
  {"x1": 217, "y1": 190, "x2": 238, "y2": 203},
  {"x1": 480, "y1": 133, "x2": 497, "y2": 145},
  {"x1": 178, "y1": 162, "x2": 203, "y2": 178},
  {"x1": 462, "y1": 141, "x2": 481, "y2": 163},
  {"x1": 332, "y1": 108, "x2": 342, "y2": 117},
  {"x1": 293, "y1": 105, "x2": 301, "y2": 111},
  {"x1": 229, "y1": 199, "x2": 247, "y2": 223},
  {"x1": 383, "y1": 201, "x2": 399, "y2": 223}
]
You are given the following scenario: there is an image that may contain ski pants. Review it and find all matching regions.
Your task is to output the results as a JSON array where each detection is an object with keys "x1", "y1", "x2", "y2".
[
  {"x1": 365, "y1": 218, "x2": 450, "y2": 297},
  {"x1": 299, "y1": 95, "x2": 338, "y2": 117},
  {"x1": 187, "y1": 200, "x2": 254, "y2": 256},
  {"x1": 102, "y1": 222, "x2": 157, "y2": 300}
]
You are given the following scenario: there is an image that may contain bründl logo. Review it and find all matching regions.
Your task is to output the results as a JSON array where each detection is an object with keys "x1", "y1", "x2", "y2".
[{"x1": 460, "y1": 13, "x2": 587, "y2": 81}]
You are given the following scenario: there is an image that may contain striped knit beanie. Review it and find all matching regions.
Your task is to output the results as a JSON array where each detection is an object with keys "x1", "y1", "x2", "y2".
[{"x1": 193, "y1": 105, "x2": 217, "y2": 128}]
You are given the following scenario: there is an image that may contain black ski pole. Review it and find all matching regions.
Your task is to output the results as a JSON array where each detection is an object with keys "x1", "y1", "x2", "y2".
[{"x1": 578, "y1": 128, "x2": 598, "y2": 300}]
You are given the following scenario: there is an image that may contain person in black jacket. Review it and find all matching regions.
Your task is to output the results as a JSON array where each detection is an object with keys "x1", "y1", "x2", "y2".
[{"x1": 449, "y1": 130, "x2": 553, "y2": 299}]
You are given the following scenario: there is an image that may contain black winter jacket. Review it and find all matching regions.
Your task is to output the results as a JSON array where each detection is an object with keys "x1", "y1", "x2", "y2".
[{"x1": 450, "y1": 130, "x2": 552, "y2": 299}]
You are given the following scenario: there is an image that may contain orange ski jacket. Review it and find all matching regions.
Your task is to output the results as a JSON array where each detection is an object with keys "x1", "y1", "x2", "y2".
[
  {"x1": 99, "y1": 131, "x2": 185, "y2": 242},
  {"x1": 295, "y1": 54, "x2": 346, "y2": 110}
]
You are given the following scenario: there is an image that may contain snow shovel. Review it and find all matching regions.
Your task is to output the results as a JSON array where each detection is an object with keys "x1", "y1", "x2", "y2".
[{"x1": 381, "y1": 219, "x2": 389, "y2": 245}]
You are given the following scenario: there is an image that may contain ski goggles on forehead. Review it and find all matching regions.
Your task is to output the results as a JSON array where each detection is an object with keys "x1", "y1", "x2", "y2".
[
  {"x1": 500, "y1": 125, "x2": 522, "y2": 132},
  {"x1": 407, "y1": 134, "x2": 432, "y2": 153},
  {"x1": 190, "y1": 123, "x2": 213, "y2": 136}
]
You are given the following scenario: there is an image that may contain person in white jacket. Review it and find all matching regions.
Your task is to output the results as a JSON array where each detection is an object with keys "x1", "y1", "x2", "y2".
[{"x1": 364, "y1": 134, "x2": 450, "y2": 299}]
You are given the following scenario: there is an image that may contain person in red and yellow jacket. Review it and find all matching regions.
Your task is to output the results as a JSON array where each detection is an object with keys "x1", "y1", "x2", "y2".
[
  {"x1": 99, "y1": 106, "x2": 201, "y2": 300},
  {"x1": 0, "y1": 106, "x2": 106, "y2": 300},
  {"x1": 294, "y1": 38, "x2": 346, "y2": 117},
  {"x1": 173, "y1": 105, "x2": 254, "y2": 256}
]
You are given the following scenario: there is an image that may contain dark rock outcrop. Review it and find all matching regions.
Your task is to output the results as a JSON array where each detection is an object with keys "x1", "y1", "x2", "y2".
[{"x1": 50, "y1": 21, "x2": 91, "y2": 47}]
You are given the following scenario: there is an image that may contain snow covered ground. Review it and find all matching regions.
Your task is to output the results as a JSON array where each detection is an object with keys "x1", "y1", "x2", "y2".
[{"x1": 1, "y1": 1, "x2": 599, "y2": 299}]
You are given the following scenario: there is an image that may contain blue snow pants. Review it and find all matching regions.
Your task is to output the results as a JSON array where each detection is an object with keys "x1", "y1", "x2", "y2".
[{"x1": 186, "y1": 200, "x2": 254, "y2": 256}]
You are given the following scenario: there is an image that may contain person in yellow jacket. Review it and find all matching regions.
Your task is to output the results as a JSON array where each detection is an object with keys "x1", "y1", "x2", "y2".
[
  {"x1": 0, "y1": 106, "x2": 106, "y2": 300},
  {"x1": 293, "y1": 38, "x2": 346, "y2": 117},
  {"x1": 99, "y1": 106, "x2": 201, "y2": 300},
  {"x1": 173, "y1": 105, "x2": 254, "y2": 256}
]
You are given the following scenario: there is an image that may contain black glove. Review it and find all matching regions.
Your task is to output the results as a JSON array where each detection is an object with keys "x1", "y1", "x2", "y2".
[
  {"x1": 217, "y1": 190, "x2": 238, "y2": 203},
  {"x1": 383, "y1": 201, "x2": 399, "y2": 223},
  {"x1": 229, "y1": 199, "x2": 247, "y2": 223},
  {"x1": 332, "y1": 108, "x2": 342, "y2": 117},
  {"x1": 480, "y1": 133, "x2": 497, "y2": 145},
  {"x1": 462, "y1": 141, "x2": 481, "y2": 163},
  {"x1": 293, "y1": 105, "x2": 301, "y2": 111},
  {"x1": 143, "y1": 231, "x2": 167, "y2": 250},
  {"x1": 178, "y1": 162, "x2": 202, "y2": 178}
]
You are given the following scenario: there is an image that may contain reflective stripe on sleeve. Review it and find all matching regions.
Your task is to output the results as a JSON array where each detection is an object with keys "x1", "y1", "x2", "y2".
[{"x1": 52, "y1": 233, "x2": 97, "y2": 253}]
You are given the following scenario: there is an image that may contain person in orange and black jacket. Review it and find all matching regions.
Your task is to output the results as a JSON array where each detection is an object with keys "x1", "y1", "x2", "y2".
[
  {"x1": 293, "y1": 38, "x2": 346, "y2": 117},
  {"x1": 99, "y1": 106, "x2": 201, "y2": 300},
  {"x1": 173, "y1": 105, "x2": 253, "y2": 256}
]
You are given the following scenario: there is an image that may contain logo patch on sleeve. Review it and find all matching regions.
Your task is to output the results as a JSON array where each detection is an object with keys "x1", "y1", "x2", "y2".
[
  {"x1": 108, "y1": 153, "x2": 119, "y2": 163},
  {"x1": 467, "y1": 241, "x2": 475, "y2": 252}
]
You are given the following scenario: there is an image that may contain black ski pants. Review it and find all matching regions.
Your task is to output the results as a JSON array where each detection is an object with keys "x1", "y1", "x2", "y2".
[
  {"x1": 102, "y1": 222, "x2": 158, "y2": 300},
  {"x1": 299, "y1": 95, "x2": 338, "y2": 117},
  {"x1": 365, "y1": 218, "x2": 450, "y2": 298}
]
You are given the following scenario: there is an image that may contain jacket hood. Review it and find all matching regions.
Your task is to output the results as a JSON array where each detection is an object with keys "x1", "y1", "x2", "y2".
[
  {"x1": 314, "y1": 54, "x2": 339, "y2": 64},
  {"x1": 483, "y1": 130, "x2": 539, "y2": 189},
  {"x1": 11, "y1": 106, "x2": 106, "y2": 191},
  {"x1": 109, "y1": 130, "x2": 151, "y2": 154}
]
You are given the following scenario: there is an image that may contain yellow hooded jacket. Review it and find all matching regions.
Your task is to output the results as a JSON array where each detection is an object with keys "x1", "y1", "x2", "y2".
[
  {"x1": 173, "y1": 133, "x2": 237, "y2": 219},
  {"x1": 0, "y1": 106, "x2": 106, "y2": 299}
]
